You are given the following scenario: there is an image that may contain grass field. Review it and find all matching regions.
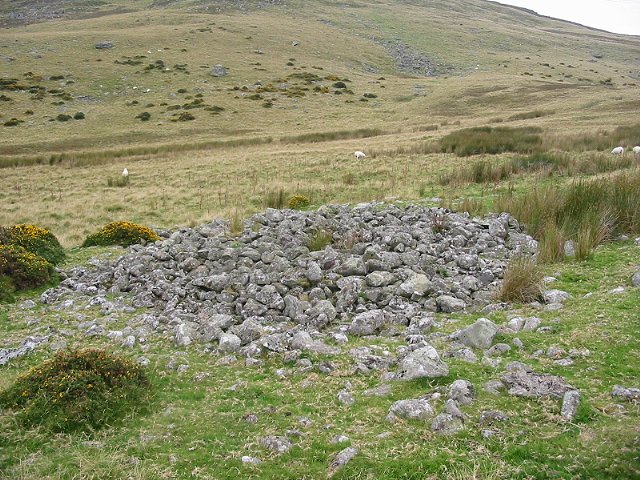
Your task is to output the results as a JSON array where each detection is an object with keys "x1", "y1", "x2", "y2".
[{"x1": 1, "y1": 1, "x2": 639, "y2": 478}]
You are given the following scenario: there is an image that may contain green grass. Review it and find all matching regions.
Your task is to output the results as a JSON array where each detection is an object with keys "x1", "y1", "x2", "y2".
[
  {"x1": 0, "y1": 1, "x2": 639, "y2": 477},
  {"x1": 0, "y1": 241, "x2": 638, "y2": 479}
]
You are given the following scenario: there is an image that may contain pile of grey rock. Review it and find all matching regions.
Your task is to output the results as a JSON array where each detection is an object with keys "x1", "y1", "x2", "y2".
[{"x1": 41, "y1": 203, "x2": 538, "y2": 351}]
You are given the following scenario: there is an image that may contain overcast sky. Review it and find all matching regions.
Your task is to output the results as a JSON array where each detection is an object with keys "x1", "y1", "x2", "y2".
[{"x1": 490, "y1": 0, "x2": 640, "y2": 36}]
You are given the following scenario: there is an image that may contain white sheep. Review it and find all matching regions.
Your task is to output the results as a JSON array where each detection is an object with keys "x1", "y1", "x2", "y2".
[
  {"x1": 354, "y1": 151, "x2": 367, "y2": 160},
  {"x1": 633, "y1": 146, "x2": 640, "y2": 158},
  {"x1": 122, "y1": 168, "x2": 129, "y2": 177},
  {"x1": 611, "y1": 146, "x2": 624, "y2": 155}
]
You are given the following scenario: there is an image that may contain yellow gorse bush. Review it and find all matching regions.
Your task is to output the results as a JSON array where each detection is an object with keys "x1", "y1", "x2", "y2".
[
  {"x1": 0, "y1": 223, "x2": 65, "y2": 265},
  {"x1": 0, "y1": 348, "x2": 152, "y2": 433},
  {"x1": 82, "y1": 221, "x2": 160, "y2": 247},
  {"x1": 0, "y1": 244, "x2": 55, "y2": 293}
]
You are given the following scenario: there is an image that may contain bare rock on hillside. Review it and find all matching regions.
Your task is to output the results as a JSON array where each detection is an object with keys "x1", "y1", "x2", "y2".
[
  {"x1": 210, "y1": 64, "x2": 228, "y2": 77},
  {"x1": 612, "y1": 385, "x2": 640, "y2": 402},
  {"x1": 328, "y1": 447, "x2": 358, "y2": 477},
  {"x1": 457, "y1": 318, "x2": 499, "y2": 349},
  {"x1": 387, "y1": 398, "x2": 435, "y2": 421},
  {"x1": 397, "y1": 345, "x2": 449, "y2": 380},
  {"x1": 501, "y1": 370, "x2": 573, "y2": 399}
]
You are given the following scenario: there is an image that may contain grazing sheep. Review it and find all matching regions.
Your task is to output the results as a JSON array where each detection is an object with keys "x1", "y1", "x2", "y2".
[
  {"x1": 122, "y1": 168, "x2": 129, "y2": 177},
  {"x1": 611, "y1": 146, "x2": 624, "y2": 155},
  {"x1": 354, "y1": 151, "x2": 366, "y2": 160},
  {"x1": 633, "y1": 146, "x2": 640, "y2": 159}
]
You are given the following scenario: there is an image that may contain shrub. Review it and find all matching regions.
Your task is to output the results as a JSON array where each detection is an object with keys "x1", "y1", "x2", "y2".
[
  {"x1": 288, "y1": 194, "x2": 310, "y2": 210},
  {"x1": 56, "y1": 114, "x2": 72, "y2": 122},
  {"x1": 0, "y1": 244, "x2": 56, "y2": 291},
  {"x1": 498, "y1": 255, "x2": 543, "y2": 303},
  {"x1": 3, "y1": 118, "x2": 23, "y2": 127},
  {"x1": 136, "y1": 111, "x2": 151, "y2": 121},
  {"x1": 440, "y1": 126, "x2": 543, "y2": 156},
  {"x1": 307, "y1": 229, "x2": 333, "y2": 251},
  {"x1": 0, "y1": 224, "x2": 65, "y2": 265},
  {"x1": 82, "y1": 221, "x2": 160, "y2": 247},
  {"x1": 0, "y1": 348, "x2": 151, "y2": 433},
  {"x1": 73, "y1": 111, "x2": 85, "y2": 120}
]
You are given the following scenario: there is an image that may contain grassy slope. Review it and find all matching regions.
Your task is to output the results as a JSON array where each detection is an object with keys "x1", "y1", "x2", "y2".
[
  {"x1": 0, "y1": 0, "x2": 638, "y2": 246},
  {"x1": 0, "y1": 7, "x2": 639, "y2": 476},
  {"x1": 0, "y1": 243, "x2": 638, "y2": 479}
]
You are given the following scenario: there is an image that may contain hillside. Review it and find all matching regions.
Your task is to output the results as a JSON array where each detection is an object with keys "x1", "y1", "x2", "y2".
[
  {"x1": 0, "y1": 0, "x2": 638, "y2": 157},
  {"x1": 1, "y1": 2, "x2": 640, "y2": 479}
]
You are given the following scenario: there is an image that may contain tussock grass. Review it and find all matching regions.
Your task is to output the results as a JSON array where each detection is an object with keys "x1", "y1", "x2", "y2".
[
  {"x1": 498, "y1": 255, "x2": 543, "y2": 303},
  {"x1": 229, "y1": 208, "x2": 244, "y2": 236},
  {"x1": 263, "y1": 188, "x2": 287, "y2": 209},
  {"x1": 107, "y1": 175, "x2": 130, "y2": 188},
  {"x1": 544, "y1": 124, "x2": 640, "y2": 152},
  {"x1": 307, "y1": 229, "x2": 333, "y2": 251},
  {"x1": 0, "y1": 137, "x2": 275, "y2": 169},
  {"x1": 507, "y1": 109, "x2": 555, "y2": 121},
  {"x1": 280, "y1": 128, "x2": 385, "y2": 144},
  {"x1": 440, "y1": 126, "x2": 543, "y2": 157},
  {"x1": 440, "y1": 152, "x2": 633, "y2": 186},
  {"x1": 496, "y1": 171, "x2": 640, "y2": 261}
]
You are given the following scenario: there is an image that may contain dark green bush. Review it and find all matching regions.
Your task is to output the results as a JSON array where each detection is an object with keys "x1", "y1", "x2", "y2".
[
  {"x1": 0, "y1": 244, "x2": 56, "y2": 291},
  {"x1": 136, "y1": 111, "x2": 151, "y2": 121},
  {"x1": 56, "y1": 114, "x2": 72, "y2": 122},
  {"x1": 440, "y1": 126, "x2": 543, "y2": 156},
  {"x1": 3, "y1": 118, "x2": 23, "y2": 127},
  {"x1": 0, "y1": 224, "x2": 65, "y2": 265},
  {"x1": 73, "y1": 111, "x2": 85, "y2": 120},
  {"x1": 0, "y1": 348, "x2": 152, "y2": 433},
  {"x1": 82, "y1": 221, "x2": 160, "y2": 247}
]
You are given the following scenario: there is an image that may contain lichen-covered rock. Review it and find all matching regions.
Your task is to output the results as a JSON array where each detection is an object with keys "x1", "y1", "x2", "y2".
[
  {"x1": 348, "y1": 309, "x2": 387, "y2": 336},
  {"x1": 259, "y1": 435, "x2": 291, "y2": 454},
  {"x1": 387, "y1": 399, "x2": 434, "y2": 421},
  {"x1": 612, "y1": 385, "x2": 640, "y2": 402},
  {"x1": 328, "y1": 447, "x2": 358, "y2": 477},
  {"x1": 457, "y1": 318, "x2": 499, "y2": 349},
  {"x1": 431, "y1": 413, "x2": 464, "y2": 435},
  {"x1": 501, "y1": 370, "x2": 573, "y2": 398},
  {"x1": 397, "y1": 345, "x2": 449, "y2": 380},
  {"x1": 561, "y1": 390, "x2": 581, "y2": 421}
]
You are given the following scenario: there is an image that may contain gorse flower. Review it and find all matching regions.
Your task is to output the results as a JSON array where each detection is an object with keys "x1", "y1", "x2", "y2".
[{"x1": 82, "y1": 221, "x2": 160, "y2": 247}]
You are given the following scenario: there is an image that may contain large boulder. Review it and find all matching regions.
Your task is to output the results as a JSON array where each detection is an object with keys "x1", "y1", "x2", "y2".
[
  {"x1": 501, "y1": 370, "x2": 573, "y2": 398},
  {"x1": 458, "y1": 318, "x2": 499, "y2": 349},
  {"x1": 436, "y1": 295, "x2": 466, "y2": 313},
  {"x1": 348, "y1": 309, "x2": 387, "y2": 336},
  {"x1": 397, "y1": 345, "x2": 449, "y2": 380},
  {"x1": 387, "y1": 399, "x2": 434, "y2": 421},
  {"x1": 210, "y1": 64, "x2": 228, "y2": 77}
]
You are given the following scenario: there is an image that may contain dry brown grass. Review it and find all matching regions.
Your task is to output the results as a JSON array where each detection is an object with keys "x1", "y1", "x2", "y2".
[{"x1": 1, "y1": 0, "x2": 639, "y2": 247}]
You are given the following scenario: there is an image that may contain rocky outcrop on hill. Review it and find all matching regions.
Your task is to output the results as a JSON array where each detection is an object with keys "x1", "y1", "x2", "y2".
[{"x1": 42, "y1": 203, "x2": 537, "y2": 351}]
